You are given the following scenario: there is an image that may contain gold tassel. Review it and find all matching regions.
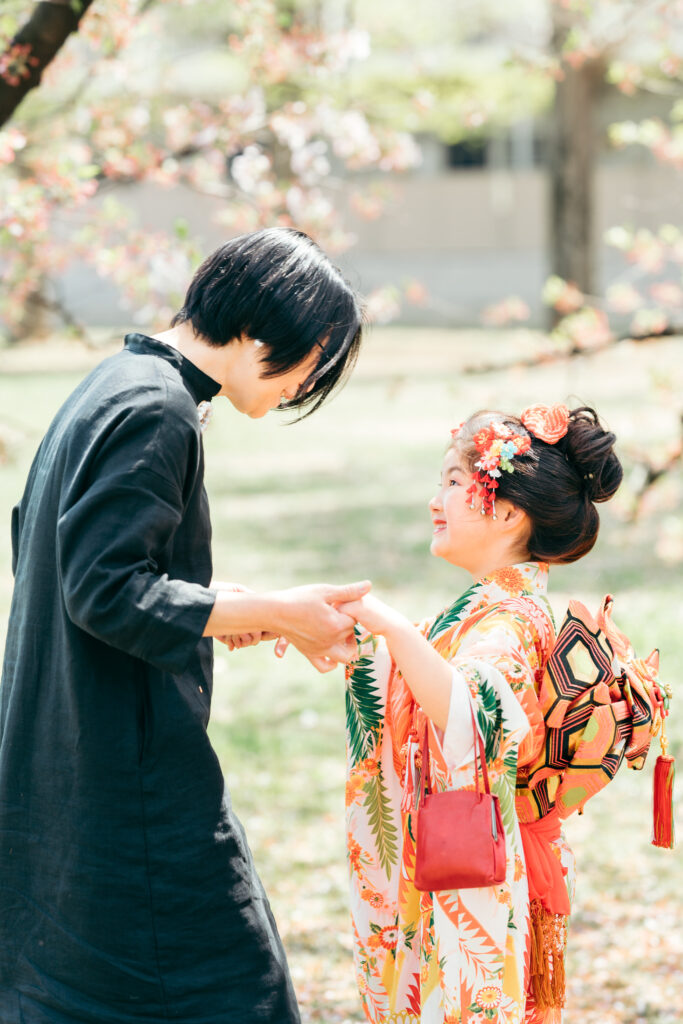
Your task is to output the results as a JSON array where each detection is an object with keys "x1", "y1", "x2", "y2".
[{"x1": 529, "y1": 899, "x2": 568, "y2": 1010}]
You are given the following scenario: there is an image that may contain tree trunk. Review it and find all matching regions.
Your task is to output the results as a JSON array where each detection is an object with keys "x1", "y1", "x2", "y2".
[
  {"x1": 548, "y1": 9, "x2": 605, "y2": 312},
  {"x1": 0, "y1": 0, "x2": 96, "y2": 128}
]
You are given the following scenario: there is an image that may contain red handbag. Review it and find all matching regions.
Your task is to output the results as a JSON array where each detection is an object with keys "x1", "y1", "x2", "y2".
[{"x1": 414, "y1": 701, "x2": 507, "y2": 891}]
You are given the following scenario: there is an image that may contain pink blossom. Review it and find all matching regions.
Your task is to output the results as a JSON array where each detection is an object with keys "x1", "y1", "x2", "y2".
[
  {"x1": 482, "y1": 297, "x2": 531, "y2": 327},
  {"x1": 605, "y1": 283, "x2": 643, "y2": 315},
  {"x1": 649, "y1": 282, "x2": 683, "y2": 308},
  {"x1": 404, "y1": 281, "x2": 429, "y2": 307},
  {"x1": 630, "y1": 309, "x2": 669, "y2": 337},
  {"x1": 0, "y1": 128, "x2": 26, "y2": 167},
  {"x1": 0, "y1": 43, "x2": 39, "y2": 86},
  {"x1": 554, "y1": 308, "x2": 613, "y2": 349},
  {"x1": 230, "y1": 146, "x2": 273, "y2": 196},
  {"x1": 542, "y1": 276, "x2": 584, "y2": 315},
  {"x1": 365, "y1": 287, "x2": 401, "y2": 325}
]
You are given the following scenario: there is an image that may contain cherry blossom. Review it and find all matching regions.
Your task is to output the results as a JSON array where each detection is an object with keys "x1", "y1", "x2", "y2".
[{"x1": 0, "y1": 0, "x2": 420, "y2": 337}]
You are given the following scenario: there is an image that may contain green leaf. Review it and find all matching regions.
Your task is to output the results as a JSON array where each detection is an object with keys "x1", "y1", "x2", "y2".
[
  {"x1": 406, "y1": 811, "x2": 416, "y2": 844},
  {"x1": 493, "y1": 769, "x2": 517, "y2": 838},
  {"x1": 503, "y1": 745, "x2": 518, "y2": 774},
  {"x1": 174, "y1": 217, "x2": 190, "y2": 240},
  {"x1": 77, "y1": 164, "x2": 100, "y2": 180},
  {"x1": 0, "y1": 15, "x2": 20, "y2": 38},
  {"x1": 475, "y1": 678, "x2": 502, "y2": 762},
  {"x1": 403, "y1": 922, "x2": 417, "y2": 949},
  {"x1": 427, "y1": 588, "x2": 476, "y2": 642},
  {"x1": 345, "y1": 654, "x2": 384, "y2": 765},
  {"x1": 362, "y1": 773, "x2": 399, "y2": 879}
]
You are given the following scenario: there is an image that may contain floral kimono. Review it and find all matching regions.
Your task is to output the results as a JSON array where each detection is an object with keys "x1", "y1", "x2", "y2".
[{"x1": 345, "y1": 562, "x2": 575, "y2": 1024}]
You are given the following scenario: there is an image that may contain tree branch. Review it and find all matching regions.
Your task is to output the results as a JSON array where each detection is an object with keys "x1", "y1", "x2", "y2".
[
  {"x1": 627, "y1": 413, "x2": 683, "y2": 520},
  {"x1": 29, "y1": 290, "x2": 102, "y2": 348},
  {"x1": 460, "y1": 329, "x2": 682, "y2": 376},
  {"x1": 0, "y1": 0, "x2": 97, "y2": 128}
]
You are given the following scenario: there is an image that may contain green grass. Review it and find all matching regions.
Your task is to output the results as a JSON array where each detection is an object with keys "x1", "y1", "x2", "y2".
[{"x1": 1, "y1": 328, "x2": 681, "y2": 1023}]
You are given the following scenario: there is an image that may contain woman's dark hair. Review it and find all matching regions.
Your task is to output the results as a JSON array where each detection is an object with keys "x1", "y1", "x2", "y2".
[
  {"x1": 171, "y1": 227, "x2": 364, "y2": 416},
  {"x1": 453, "y1": 406, "x2": 623, "y2": 563}
]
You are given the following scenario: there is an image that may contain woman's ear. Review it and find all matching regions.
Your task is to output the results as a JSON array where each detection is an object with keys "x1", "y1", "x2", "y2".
[{"x1": 497, "y1": 501, "x2": 531, "y2": 538}]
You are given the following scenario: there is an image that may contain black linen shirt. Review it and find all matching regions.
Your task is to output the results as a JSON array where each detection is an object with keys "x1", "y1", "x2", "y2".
[{"x1": 0, "y1": 334, "x2": 300, "y2": 1024}]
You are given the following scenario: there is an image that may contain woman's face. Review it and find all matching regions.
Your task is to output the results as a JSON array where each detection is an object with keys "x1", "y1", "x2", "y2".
[
  {"x1": 219, "y1": 337, "x2": 320, "y2": 418},
  {"x1": 428, "y1": 447, "x2": 498, "y2": 570}
]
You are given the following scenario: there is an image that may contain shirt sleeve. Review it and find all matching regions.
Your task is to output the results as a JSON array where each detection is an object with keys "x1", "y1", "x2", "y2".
[{"x1": 56, "y1": 384, "x2": 216, "y2": 674}]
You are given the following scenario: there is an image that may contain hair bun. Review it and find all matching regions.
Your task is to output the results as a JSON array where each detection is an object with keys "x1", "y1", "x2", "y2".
[{"x1": 562, "y1": 406, "x2": 623, "y2": 502}]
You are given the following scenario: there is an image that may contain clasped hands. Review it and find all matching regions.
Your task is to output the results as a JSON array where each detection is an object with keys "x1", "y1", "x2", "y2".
[{"x1": 210, "y1": 580, "x2": 401, "y2": 674}]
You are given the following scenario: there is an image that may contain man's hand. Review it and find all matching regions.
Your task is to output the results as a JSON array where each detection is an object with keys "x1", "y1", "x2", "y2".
[
  {"x1": 210, "y1": 582, "x2": 276, "y2": 652},
  {"x1": 203, "y1": 580, "x2": 371, "y2": 672},
  {"x1": 269, "y1": 580, "x2": 371, "y2": 672},
  {"x1": 210, "y1": 580, "x2": 250, "y2": 593}
]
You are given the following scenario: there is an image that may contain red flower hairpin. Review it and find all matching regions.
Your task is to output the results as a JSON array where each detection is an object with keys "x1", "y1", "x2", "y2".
[
  {"x1": 520, "y1": 403, "x2": 570, "y2": 444},
  {"x1": 464, "y1": 421, "x2": 531, "y2": 519}
]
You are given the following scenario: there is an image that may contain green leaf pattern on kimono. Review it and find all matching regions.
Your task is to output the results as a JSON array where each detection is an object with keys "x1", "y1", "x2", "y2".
[
  {"x1": 346, "y1": 648, "x2": 384, "y2": 766},
  {"x1": 362, "y1": 774, "x2": 400, "y2": 879}
]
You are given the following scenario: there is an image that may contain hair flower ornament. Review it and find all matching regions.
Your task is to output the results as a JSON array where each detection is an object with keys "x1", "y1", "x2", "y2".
[
  {"x1": 464, "y1": 422, "x2": 531, "y2": 519},
  {"x1": 520, "y1": 403, "x2": 570, "y2": 444}
]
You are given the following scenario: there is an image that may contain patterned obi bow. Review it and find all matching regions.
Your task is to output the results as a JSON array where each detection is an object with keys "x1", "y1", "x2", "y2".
[{"x1": 527, "y1": 595, "x2": 667, "y2": 819}]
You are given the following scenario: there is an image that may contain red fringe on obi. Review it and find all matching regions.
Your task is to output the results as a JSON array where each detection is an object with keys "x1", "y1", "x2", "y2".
[{"x1": 519, "y1": 809, "x2": 570, "y2": 1010}]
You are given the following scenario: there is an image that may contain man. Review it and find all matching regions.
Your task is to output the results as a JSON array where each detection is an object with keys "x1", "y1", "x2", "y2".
[{"x1": 0, "y1": 228, "x2": 368, "y2": 1023}]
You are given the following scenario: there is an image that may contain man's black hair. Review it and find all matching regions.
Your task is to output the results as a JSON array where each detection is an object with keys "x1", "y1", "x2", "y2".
[{"x1": 171, "y1": 227, "x2": 364, "y2": 415}]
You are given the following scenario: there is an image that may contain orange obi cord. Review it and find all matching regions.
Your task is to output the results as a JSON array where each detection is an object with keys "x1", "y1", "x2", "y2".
[{"x1": 519, "y1": 809, "x2": 570, "y2": 1011}]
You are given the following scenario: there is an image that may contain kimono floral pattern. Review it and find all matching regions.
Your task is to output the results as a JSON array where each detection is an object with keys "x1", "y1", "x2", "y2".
[{"x1": 345, "y1": 562, "x2": 573, "y2": 1024}]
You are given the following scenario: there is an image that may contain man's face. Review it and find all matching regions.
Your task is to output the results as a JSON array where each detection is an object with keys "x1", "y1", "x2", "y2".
[{"x1": 220, "y1": 337, "x2": 320, "y2": 418}]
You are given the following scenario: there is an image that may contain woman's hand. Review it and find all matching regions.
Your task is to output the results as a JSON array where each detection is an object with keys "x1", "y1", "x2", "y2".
[
  {"x1": 338, "y1": 593, "x2": 410, "y2": 639},
  {"x1": 341, "y1": 593, "x2": 453, "y2": 731},
  {"x1": 217, "y1": 630, "x2": 280, "y2": 651}
]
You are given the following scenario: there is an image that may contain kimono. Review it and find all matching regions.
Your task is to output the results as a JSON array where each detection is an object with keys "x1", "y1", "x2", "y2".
[
  {"x1": 345, "y1": 562, "x2": 575, "y2": 1024},
  {"x1": 0, "y1": 333, "x2": 300, "y2": 1024}
]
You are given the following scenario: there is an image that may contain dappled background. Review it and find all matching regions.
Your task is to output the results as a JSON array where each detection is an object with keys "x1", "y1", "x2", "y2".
[{"x1": 1, "y1": 2, "x2": 682, "y2": 1023}]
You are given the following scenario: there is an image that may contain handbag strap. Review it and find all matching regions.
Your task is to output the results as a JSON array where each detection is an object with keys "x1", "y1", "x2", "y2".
[{"x1": 419, "y1": 698, "x2": 491, "y2": 807}]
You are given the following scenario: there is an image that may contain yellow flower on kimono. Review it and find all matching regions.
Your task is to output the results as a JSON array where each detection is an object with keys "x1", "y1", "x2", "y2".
[{"x1": 476, "y1": 985, "x2": 503, "y2": 1009}]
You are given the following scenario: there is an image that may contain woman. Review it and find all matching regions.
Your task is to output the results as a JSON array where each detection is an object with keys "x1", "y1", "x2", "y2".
[{"x1": 340, "y1": 404, "x2": 622, "y2": 1024}]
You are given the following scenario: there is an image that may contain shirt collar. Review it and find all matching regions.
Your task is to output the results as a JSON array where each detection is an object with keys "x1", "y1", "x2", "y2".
[{"x1": 124, "y1": 332, "x2": 222, "y2": 405}]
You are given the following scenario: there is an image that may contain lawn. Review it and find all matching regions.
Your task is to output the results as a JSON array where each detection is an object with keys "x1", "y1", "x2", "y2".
[{"x1": 0, "y1": 328, "x2": 681, "y2": 1023}]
